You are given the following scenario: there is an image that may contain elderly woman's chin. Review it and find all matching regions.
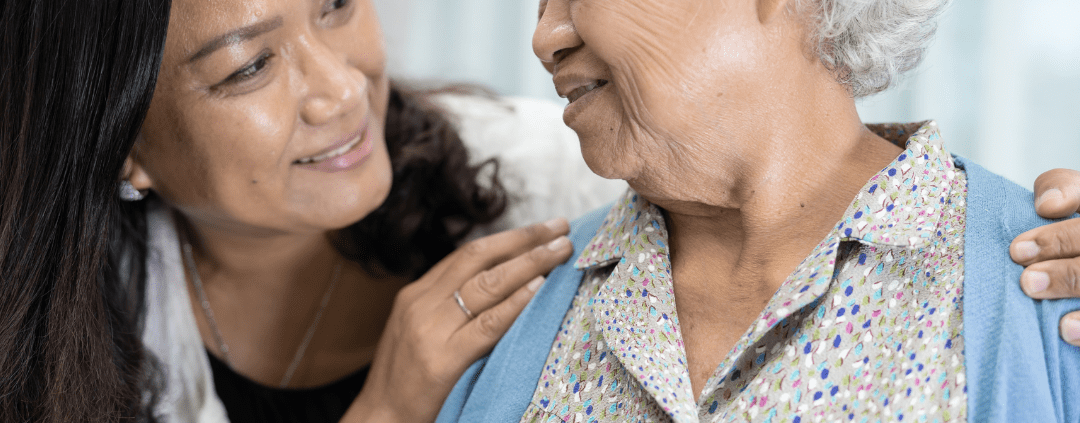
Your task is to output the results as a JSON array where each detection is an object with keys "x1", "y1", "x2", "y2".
[
  {"x1": 566, "y1": 108, "x2": 646, "y2": 181},
  {"x1": 577, "y1": 136, "x2": 659, "y2": 184},
  {"x1": 577, "y1": 140, "x2": 629, "y2": 181}
]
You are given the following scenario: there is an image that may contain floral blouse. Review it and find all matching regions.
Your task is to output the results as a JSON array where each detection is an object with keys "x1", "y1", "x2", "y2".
[{"x1": 521, "y1": 121, "x2": 969, "y2": 423}]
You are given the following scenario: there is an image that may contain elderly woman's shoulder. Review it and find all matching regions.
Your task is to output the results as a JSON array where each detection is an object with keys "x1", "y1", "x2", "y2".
[
  {"x1": 956, "y1": 155, "x2": 1077, "y2": 237},
  {"x1": 955, "y1": 155, "x2": 1080, "y2": 422}
]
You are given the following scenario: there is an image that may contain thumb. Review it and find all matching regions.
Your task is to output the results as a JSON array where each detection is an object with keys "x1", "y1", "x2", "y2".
[{"x1": 1034, "y1": 169, "x2": 1080, "y2": 219}]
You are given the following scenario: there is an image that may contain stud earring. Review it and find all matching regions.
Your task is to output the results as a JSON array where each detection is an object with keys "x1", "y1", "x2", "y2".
[{"x1": 119, "y1": 180, "x2": 146, "y2": 201}]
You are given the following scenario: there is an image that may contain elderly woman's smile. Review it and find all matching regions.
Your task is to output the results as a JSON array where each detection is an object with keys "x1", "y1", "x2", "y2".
[
  {"x1": 523, "y1": 0, "x2": 1018, "y2": 420},
  {"x1": 547, "y1": 46, "x2": 617, "y2": 136},
  {"x1": 558, "y1": 78, "x2": 608, "y2": 105},
  {"x1": 535, "y1": 0, "x2": 914, "y2": 395},
  {"x1": 534, "y1": 0, "x2": 852, "y2": 197}
]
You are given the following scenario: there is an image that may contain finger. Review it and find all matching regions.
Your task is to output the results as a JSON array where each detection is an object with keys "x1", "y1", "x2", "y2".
[
  {"x1": 434, "y1": 218, "x2": 570, "y2": 293},
  {"x1": 1063, "y1": 312, "x2": 1080, "y2": 347},
  {"x1": 1033, "y1": 168, "x2": 1080, "y2": 219},
  {"x1": 1019, "y1": 257, "x2": 1080, "y2": 299},
  {"x1": 1010, "y1": 219, "x2": 1080, "y2": 265},
  {"x1": 455, "y1": 235, "x2": 572, "y2": 315},
  {"x1": 450, "y1": 276, "x2": 546, "y2": 361}
]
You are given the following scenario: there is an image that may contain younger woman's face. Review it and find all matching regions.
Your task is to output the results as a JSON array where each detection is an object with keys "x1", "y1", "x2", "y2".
[{"x1": 134, "y1": 0, "x2": 391, "y2": 236}]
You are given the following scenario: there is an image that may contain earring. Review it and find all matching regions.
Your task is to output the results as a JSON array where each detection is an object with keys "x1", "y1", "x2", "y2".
[{"x1": 119, "y1": 180, "x2": 146, "y2": 201}]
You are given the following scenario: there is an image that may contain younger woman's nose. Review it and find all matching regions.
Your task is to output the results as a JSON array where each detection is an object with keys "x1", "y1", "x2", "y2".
[{"x1": 298, "y1": 39, "x2": 364, "y2": 126}]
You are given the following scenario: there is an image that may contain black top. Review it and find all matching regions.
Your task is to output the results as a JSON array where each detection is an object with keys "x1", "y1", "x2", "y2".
[{"x1": 206, "y1": 350, "x2": 369, "y2": 423}]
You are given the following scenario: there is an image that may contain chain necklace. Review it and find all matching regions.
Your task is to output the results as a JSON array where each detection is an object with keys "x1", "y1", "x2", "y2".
[{"x1": 181, "y1": 240, "x2": 343, "y2": 388}]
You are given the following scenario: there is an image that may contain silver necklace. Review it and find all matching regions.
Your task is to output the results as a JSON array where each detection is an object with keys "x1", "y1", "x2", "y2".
[{"x1": 181, "y1": 240, "x2": 343, "y2": 388}]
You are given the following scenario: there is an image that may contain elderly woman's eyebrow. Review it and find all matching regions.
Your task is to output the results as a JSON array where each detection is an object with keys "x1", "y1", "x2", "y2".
[{"x1": 187, "y1": 16, "x2": 284, "y2": 64}]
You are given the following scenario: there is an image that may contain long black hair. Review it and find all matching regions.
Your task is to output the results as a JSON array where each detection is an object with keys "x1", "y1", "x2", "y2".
[
  {"x1": 338, "y1": 83, "x2": 508, "y2": 279},
  {"x1": 0, "y1": 0, "x2": 170, "y2": 421},
  {"x1": 1, "y1": 0, "x2": 506, "y2": 420}
]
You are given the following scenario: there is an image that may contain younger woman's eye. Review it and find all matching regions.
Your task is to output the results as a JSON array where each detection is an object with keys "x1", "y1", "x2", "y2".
[
  {"x1": 327, "y1": 0, "x2": 349, "y2": 12},
  {"x1": 217, "y1": 51, "x2": 274, "y2": 87}
]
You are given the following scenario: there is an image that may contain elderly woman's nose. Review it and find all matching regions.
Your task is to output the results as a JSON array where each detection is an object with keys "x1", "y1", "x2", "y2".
[
  {"x1": 299, "y1": 40, "x2": 364, "y2": 127},
  {"x1": 532, "y1": 0, "x2": 581, "y2": 67}
]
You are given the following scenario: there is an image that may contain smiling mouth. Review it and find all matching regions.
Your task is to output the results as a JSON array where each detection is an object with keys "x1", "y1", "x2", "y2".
[
  {"x1": 294, "y1": 133, "x2": 364, "y2": 164},
  {"x1": 565, "y1": 79, "x2": 609, "y2": 104}
]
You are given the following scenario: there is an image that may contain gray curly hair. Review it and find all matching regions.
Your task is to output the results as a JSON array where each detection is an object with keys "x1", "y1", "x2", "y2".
[{"x1": 801, "y1": 0, "x2": 951, "y2": 97}]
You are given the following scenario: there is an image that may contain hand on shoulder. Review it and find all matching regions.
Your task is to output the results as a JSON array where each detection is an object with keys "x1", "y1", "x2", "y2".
[
  {"x1": 341, "y1": 218, "x2": 573, "y2": 423},
  {"x1": 1012, "y1": 168, "x2": 1080, "y2": 346}
]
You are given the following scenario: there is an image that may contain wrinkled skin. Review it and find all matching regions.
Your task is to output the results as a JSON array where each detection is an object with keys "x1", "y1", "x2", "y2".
[
  {"x1": 535, "y1": 0, "x2": 1080, "y2": 395},
  {"x1": 534, "y1": 0, "x2": 1080, "y2": 349},
  {"x1": 536, "y1": 0, "x2": 906, "y2": 394},
  {"x1": 536, "y1": 0, "x2": 789, "y2": 206}
]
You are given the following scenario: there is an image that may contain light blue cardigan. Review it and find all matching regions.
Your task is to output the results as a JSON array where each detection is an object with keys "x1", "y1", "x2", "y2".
[{"x1": 437, "y1": 157, "x2": 1080, "y2": 423}]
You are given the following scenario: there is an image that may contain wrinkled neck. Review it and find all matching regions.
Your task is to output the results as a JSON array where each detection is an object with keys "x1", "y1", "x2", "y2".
[
  {"x1": 655, "y1": 122, "x2": 902, "y2": 301},
  {"x1": 643, "y1": 77, "x2": 904, "y2": 294}
]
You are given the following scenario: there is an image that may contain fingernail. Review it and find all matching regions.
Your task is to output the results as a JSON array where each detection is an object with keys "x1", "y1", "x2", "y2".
[
  {"x1": 1063, "y1": 317, "x2": 1080, "y2": 344},
  {"x1": 1036, "y1": 188, "x2": 1064, "y2": 209},
  {"x1": 527, "y1": 276, "x2": 545, "y2": 292},
  {"x1": 1022, "y1": 270, "x2": 1050, "y2": 294},
  {"x1": 546, "y1": 236, "x2": 570, "y2": 251},
  {"x1": 1014, "y1": 241, "x2": 1040, "y2": 262},
  {"x1": 544, "y1": 218, "x2": 569, "y2": 232}
]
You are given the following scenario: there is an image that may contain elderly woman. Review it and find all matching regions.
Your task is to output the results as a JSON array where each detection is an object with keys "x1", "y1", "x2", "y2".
[
  {"x1": 437, "y1": 0, "x2": 1080, "y2": 422},
  {"x1": 3, "y1": 0, "x2": 1079, "y2": 421}
]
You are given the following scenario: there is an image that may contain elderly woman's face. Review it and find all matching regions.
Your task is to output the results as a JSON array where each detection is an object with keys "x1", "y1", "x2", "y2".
[
  {"x1": 534, "y1": 0, "x2": 797, "y2": 186},
  {"x1": 134, "y1": 0, "x2": 391, "y2": 234}
]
